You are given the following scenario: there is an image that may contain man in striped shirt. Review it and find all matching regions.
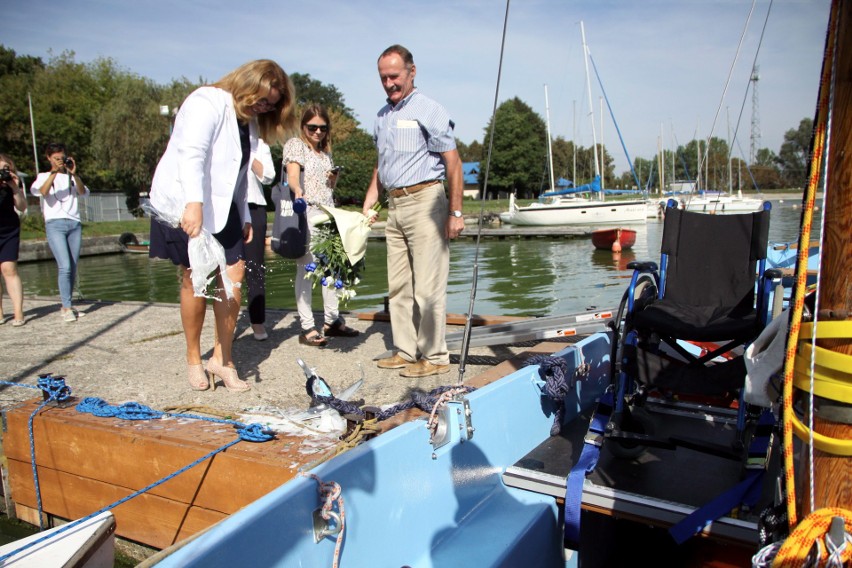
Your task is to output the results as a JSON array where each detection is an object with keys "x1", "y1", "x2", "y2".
[{"x1": 362, "y1": 44, "x2": 464, "y2": 378}]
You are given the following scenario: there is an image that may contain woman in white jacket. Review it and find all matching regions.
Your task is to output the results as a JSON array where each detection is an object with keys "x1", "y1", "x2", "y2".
[{"x1": 149, "y1": 59, "x2": 296, "y2": 392}]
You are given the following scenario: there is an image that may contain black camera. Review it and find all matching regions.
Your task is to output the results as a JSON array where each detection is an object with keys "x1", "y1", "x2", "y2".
[
  {"x1": 64, "y1": 157, "x2": 74, "y2": 168},
  {"x1": 0, "y1": 168, "x2": 12, "y2": 183}
]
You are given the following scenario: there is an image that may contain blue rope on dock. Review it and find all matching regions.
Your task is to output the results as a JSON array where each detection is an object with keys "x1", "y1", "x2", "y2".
[
  {"x1": 0, "y1": 375, "x2": 275, "y2": 564},
  {"x1": 0, "y1": 436, "x2": 243, "y2": 566}
]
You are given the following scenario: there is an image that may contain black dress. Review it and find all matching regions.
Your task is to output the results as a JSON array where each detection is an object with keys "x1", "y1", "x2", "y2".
[{"x1": 0, "y1": 182, "x2": 21, "y2": 263}]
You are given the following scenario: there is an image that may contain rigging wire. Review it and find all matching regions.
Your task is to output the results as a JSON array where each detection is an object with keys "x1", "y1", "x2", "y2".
[
  {"x1": 456, "y1": 0, "x2": 511, "y2": 385},
  {"x1": 726, "y1": 0, "x2": 773, "y2": 178},
  {"x1": 693, "y1": 0, "x2": 756, "y2": 197}
]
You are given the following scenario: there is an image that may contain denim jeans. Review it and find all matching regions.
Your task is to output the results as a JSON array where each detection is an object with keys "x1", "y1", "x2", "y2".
[{"x1": 45, "y1": 218, "x2": 82, "y2": 308}]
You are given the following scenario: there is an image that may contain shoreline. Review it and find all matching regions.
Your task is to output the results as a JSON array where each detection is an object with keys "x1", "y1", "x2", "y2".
[{"x1": 0, "y1": 297, "x2": 532, "y2": 418}]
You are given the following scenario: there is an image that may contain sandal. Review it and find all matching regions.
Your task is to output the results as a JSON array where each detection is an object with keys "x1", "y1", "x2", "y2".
[
  {"x1": 323, "y1": 317, "x2": 360, "y2": 338},
  {"x1": 299, "y1": 330, "x2": 328, "y2": 347}
]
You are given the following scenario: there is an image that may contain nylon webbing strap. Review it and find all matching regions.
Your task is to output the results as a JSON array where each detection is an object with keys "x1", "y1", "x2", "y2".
[
  {"x1": 669, "y1": 410, "x2": 775, "y2": 544},
  {"x1": 563, "y1": 391, "x2": 613, "y2": 547}
]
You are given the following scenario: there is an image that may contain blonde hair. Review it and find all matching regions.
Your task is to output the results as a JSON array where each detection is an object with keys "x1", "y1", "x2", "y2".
[
  {"x1": 298, "y1": 104, "x2": 332, "y2": 153},
  {"x1": 213, "y1": 59, "x2": 298, "y2": 143}
]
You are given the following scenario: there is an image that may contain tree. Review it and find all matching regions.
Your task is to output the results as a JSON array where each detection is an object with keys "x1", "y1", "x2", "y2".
[
  {"x1": 91, "y1": 75, "x2": 195, "y2": 214},
  {"x1": 551, "y1": 136, "x2": 575, "y2": 183},
  {"x1": 456, "y1": 139, "x2": 483, "y2": 163},
  {"x1": 330, "y1": 127, "x2": 376, "y2": 205},
  {"x1": 776, "y1": 118, "x2": 813, "y2": 188},
  {"x1": 0, "y1": 46, "x2": 45, "y2": 173},
  {"x1": 290, "y1": 72, "x2": 354, "y2": 119},
  {"x1": 480, "y1": 97, "x2": 547, "y2": 198}
]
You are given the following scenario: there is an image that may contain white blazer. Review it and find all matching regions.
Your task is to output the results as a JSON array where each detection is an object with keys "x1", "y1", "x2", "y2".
[{"x1": 150, "y1": 86, "x2": 256, "y2": 234}]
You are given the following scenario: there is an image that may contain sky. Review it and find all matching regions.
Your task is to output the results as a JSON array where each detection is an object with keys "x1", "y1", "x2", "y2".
[{"x1": 4, "y1": 0, "x2": 831, "y2": 173}]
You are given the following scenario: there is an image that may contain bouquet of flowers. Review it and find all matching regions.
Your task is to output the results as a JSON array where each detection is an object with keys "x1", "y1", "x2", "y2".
[{"x1": 304, "y1": 203, "x2": 380, "y2": 305}]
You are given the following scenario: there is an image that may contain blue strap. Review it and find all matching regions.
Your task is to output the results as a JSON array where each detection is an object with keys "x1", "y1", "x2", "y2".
[
  {"x1": 564, "y1": 392, "x2": 613, "y2": 547},
  {"x1": 669, "y1": 410, "x2": 775, "y2": 544},
  {"x1": 668, "y1": 469, "x2": 765, "y2": 544}
]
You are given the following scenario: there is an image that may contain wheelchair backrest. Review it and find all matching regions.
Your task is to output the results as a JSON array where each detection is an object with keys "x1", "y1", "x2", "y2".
[{"x1": 660, "y1": 204, "x2": 770, "y2": 313}]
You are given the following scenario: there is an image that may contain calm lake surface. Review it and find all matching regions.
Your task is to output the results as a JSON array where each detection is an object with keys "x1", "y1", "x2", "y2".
[{"x1": 18, "y1": 199, "x2": 819, "y2": 317}]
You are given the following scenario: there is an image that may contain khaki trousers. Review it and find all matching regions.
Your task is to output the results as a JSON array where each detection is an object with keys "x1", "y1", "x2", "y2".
[{"x1": 385, "y1": 183, "x2": 449, "y2": 365}]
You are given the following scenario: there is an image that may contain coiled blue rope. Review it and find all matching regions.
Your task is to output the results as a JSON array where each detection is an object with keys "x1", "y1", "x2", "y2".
[{"x1": 0, "y1": 376, "x2": 275, "y2": 564}]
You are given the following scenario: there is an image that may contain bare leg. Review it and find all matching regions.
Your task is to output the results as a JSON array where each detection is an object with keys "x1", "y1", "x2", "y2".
[
  {"x1": 179, "y1": 267, "x2": 206, "y2": 365},
  {"x1": 1, "y1": 261, "x2": 25, "y2": 322},
  {"x1": 211, "y1": 261, "x2": 245, "y2": 367}
]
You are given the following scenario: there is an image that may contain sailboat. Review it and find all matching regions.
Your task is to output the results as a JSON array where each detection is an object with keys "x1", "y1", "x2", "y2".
[
  {"x1": 500, "y1": 25, "x2": 647, "y2": 227},
  {"x1": 5, "y1": 4, "x2": 844, "y2": 568}
]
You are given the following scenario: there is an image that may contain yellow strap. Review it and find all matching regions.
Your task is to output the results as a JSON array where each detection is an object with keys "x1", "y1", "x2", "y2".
[
  {"x1": 792, "y1": 321, "x2": 852, "y2": 454},
  {"x1": 794, "y1": 321, "x2": 852, "y2": 404},
  {"x1": 791, "y1": 412, "x2": 852, "y2": 456}
]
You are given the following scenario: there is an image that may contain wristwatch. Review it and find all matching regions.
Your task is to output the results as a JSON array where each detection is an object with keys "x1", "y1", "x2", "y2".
[{"x1": 449, "y1": 210, "x2": 463, "y2": 218}]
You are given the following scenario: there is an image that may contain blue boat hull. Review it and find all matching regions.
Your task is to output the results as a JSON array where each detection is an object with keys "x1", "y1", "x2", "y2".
[{"x1": 155, "y1": 334, "x2": 612, "y2": 567}]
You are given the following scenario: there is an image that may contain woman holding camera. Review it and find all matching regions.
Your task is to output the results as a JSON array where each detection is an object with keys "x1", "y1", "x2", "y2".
[
  {"x1": 284, "y1": 104, "x2": 359, "y2": 347},
  {"x1": 31, "y1": 142, "x2": 90, "y2": 322},
  {"x1": 149, "y1": 59, "x2": 296, "y2": 392},
  {"x1": 0, "y1": 154, "x2": 27, "y2": 326}
]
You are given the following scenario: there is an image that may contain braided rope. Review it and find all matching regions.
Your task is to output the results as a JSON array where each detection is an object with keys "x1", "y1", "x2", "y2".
[
  {"x1": 524, "y1": 353, "x2": 589, "y2": 436},
  {"x1": 299, "y1": 472, "x2": 345, "y2": 568},
  {"x1": 766, "y1": 508, "x2": 852, "y2": 567}
]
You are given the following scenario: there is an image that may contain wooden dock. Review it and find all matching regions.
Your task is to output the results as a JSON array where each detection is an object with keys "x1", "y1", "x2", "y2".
[{"x1": 1, "y1": 343, "x2": 564, "y2": 551}]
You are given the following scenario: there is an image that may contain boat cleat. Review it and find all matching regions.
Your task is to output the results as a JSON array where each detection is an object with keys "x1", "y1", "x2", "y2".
[{"x1": 429, "y1": 396, "x2": 473, "y2": 456}]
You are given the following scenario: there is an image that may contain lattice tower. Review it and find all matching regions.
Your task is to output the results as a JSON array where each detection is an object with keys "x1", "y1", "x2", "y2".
[{"x1": 750, "y1": 64, "x2": 761, "y2": 165}]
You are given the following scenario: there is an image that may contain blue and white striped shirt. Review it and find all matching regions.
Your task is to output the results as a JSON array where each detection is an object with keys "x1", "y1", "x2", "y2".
[{"x1": 373, "y1": 90, "x2": 456, "y2": 190}]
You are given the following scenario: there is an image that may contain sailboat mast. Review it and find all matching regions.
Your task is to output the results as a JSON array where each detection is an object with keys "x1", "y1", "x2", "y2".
[
  {"x1": 544, "y1": 84, "x2": 555, "y2": 192},
  {"x1": 580, "y1": 21, "x2": 600, "y2": 179},
  {"x1": 572, "y1": 100, "x2": 577, "y2": 188},
  {"x1": 28, "y1": 92, "x2": 39, "y2": 174},
  {"x1": 599, "y1": 97, "x2": 605, "y2": 190},
  {"x1": 804, "y1": 0, "x2": 851, "y2": 519}
]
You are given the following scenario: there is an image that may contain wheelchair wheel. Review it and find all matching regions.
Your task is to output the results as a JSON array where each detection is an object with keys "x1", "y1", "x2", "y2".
[{"x1": 607, "y1": 406, "x2": 655, "y2": 460}]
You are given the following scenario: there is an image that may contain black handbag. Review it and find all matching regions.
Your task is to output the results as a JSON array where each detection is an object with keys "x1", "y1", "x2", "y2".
[{"x1": 269, "y1": 181, "x2": 308, "y2": 259}]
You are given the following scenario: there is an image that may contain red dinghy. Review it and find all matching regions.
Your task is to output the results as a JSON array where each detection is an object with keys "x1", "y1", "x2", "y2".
[{"x1": 591, "y1": 227, "x2": 637, "y2": 251}]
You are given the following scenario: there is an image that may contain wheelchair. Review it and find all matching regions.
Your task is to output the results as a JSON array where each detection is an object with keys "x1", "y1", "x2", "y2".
[{"x1": 605, "y1": 199, "x2": 775, "y2": 459}]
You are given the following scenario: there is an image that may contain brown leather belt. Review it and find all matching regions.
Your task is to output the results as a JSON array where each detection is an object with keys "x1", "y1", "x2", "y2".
[{"x1": 388, "y1": 180, "x2": 441, "y2": 198}]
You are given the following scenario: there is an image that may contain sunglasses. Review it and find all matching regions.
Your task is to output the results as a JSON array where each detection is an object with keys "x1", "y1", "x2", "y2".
[{"x1": 305, "y1": 124, "x2": 329, "y2": 133}]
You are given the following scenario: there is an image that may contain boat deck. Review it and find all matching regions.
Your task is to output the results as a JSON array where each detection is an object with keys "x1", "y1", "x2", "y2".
[{"x1": 504, "y1": 397, "x2": 779, "y2": 551}]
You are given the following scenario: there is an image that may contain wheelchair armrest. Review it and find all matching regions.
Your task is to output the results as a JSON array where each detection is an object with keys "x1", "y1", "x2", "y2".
[{"x1": 627, "y1": 261, "x2": 658, "y2": 272}]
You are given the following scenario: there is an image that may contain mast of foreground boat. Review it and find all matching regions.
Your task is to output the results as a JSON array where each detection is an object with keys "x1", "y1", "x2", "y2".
[
  {"x1": 457, "y1": 0, "x2": 511, "y2": 385},
  {"x1": 801, "y1": 0, "x2": 851, "y2": 521}
]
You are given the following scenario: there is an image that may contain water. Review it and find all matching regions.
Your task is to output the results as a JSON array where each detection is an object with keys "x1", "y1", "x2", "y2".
[{"x1": 17, "y1": 199, "x2": 817, "y2": 317}]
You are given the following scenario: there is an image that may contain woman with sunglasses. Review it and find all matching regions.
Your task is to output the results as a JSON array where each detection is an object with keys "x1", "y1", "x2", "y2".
[
  {"x1": 149, "y1": 59, "x2": 297, "y2": 392},
  {"x1": 283, "y1": 104, "x2": 360, "y2": 346}
]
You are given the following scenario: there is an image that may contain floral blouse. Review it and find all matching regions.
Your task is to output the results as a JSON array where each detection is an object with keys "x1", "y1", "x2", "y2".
[{"x1": 282, "y1": 137, "x2": 334, "y2": 207}]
